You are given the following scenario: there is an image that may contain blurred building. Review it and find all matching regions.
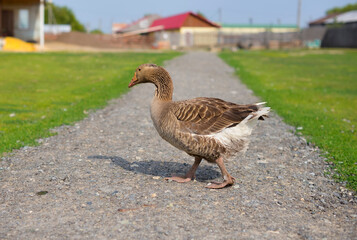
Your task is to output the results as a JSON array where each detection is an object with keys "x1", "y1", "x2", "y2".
[
  {"x1": 309, "y1": 11, "x2": 357, "y2": 27},
  {"x1": 309, "y1": 13, "x2": 341, "y2": 27},
  {"x1": 116, "y1": 14, "x2": 161, "y2": 35},
  {"x1": 149, "y1": 12, "x2": 220, "y2": 48},
  {"x1": 221, "y1": 23, "x2": 297, "y2": 34},
  {"x1": 309, "y1": 11, "x2": 357, "y2": 48},
  {"x1": 0, "y1": 0, "x2": 44, "y2": 47},
  {"x1": 44, "y1": 24, "x2": 71, "y2": 34},
  {"x1": 112, "y1": 23, "x2": 127, "y2": 34}
]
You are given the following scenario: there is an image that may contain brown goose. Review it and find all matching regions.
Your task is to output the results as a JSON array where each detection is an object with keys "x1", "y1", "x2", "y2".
[{"x1": 128, "y1": 63, "x2": 270, "y2": 189}]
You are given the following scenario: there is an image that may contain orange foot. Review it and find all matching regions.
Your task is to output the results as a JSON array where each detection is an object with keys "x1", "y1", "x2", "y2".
[{"x1": 205, "y1": 177, "x2": 235, "y2": 189}]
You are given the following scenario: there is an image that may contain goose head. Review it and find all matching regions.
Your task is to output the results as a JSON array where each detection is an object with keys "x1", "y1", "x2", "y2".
[
  {"x1": 129, "y1": 63, "x2": 173, "y2": 100},
  {"x1": 128, "y1": 63, "x2": 158, "y2": 88}
]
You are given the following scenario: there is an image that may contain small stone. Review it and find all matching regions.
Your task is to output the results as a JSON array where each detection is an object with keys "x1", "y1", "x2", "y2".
[
  {"x1": 152, "y1": 176, "x2": 160, "y2": 180},
  {"x1": 49, "y1": 176, "x2": 57, "y2": 181},
  {"x1": 119, "y1": 220, "x2": 130, "y2": 225},
  {"x1": 9, "y1": 113, "x2": 16, "y2": 117},
  {"x1": 151, "y1": 193, "x2": 157, "y2": 198}
]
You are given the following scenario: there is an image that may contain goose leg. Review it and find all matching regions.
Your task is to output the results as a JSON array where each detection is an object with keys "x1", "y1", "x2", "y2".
[
  {"x1": 206, "y1": 157, "x2": 235, "y2": 189},
  {"x1": 165, "y1": 157, "x2": 202, "y2": 183}
]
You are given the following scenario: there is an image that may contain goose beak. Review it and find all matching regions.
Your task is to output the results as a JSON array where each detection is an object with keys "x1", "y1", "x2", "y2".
[{"x1": 128, "y1": 72, "x2": 138, "y2": 88}]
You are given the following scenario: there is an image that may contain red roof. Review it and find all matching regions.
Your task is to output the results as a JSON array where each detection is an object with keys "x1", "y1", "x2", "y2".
[{"x1": 150, "y1": 12, "x2": 219, "y2": 30}]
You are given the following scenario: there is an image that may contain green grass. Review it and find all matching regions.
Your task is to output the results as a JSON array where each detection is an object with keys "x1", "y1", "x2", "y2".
[
  {"x1": 0, "y1": 51, "x2": 180, "y2": 155},
  {"x1": 219, "y1": 49, "x2": 357, "y2": 191}
]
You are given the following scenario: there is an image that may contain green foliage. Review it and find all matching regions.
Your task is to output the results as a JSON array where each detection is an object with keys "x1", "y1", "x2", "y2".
[
  {"x1": 220, "y1": 49, "x2": 357, "y2": 191},
  {"x1": 0, "y1": 52, "x2": 181, "y2": 156},
  {"x1": 196, "y1": 11, "x2": 206, "y2": 18},
  {"x1": 90, "y1": 29, "x2": 104, "y2": 34},
  {"x1": 326, "y1": 3, "x2": 357, "y2": 15},
  {"x1": 45, "y1": 3, "x2": 86, "y2": 32}
]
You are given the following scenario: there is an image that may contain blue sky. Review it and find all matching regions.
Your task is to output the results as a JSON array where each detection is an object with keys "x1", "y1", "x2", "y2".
[{"x1": 53, "y1": 0, "x2": 356, "y2": 33}]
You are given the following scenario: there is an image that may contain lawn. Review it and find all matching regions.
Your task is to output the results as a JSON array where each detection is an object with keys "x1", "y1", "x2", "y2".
[
  {"x1": 219, "y1": 49, "x2": 357, "y2": 191},
  {"x1": 0, "y1": 51, "x2": 180, "y2": 155}
]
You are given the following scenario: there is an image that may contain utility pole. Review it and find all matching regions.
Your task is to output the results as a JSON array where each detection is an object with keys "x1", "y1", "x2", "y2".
[
  {"x1": 218, "y1": 8, "x2": 222, "y2": 23},
  {"x1": 297, "y1": 0, "x2": 301, "y2": 29}
]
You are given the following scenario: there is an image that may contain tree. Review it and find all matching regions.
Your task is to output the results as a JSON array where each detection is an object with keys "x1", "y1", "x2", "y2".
[
  {"x1": 326, "y1": 3, "x2": 357, "y2": 15},
  {"x1": 196, "y1": 11, "x2": 206, "y2": 18},
  {"x1": 90, "y1": 29, "x2": 103, "y2": 34},
  {"x1": 45, "y1": 3, "x2": 86, "y2": 32}
]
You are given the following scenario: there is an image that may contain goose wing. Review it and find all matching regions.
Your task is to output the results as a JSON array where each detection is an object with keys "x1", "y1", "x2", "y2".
[{"x1": 173, "y1": 97, "x2": 260, "y2": 135}]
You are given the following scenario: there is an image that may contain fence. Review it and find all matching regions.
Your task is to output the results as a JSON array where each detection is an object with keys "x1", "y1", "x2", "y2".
[{"x1": 321, "y1": 25, "x2": 357, "y2": 48}]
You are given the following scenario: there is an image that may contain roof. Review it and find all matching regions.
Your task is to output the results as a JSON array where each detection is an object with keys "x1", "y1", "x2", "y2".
[
  {"x1": 150, "y1": 12, "x2": 220, "y2": 30},
  {"x1": 112, "y1": 23, "x2": 127, "y2": 32},
  {"x1": 117, "y1": 14, "x2": 161, "y2": 33},
  {"x1": 309, "y1": 13, "x2": 341, "y2": 25},
  {"x1": 222, "y1": 23, "x2": 297, "y2": 29},
  {"x1": 325, "y1": 10, "x2": 357, "y2": 24}
]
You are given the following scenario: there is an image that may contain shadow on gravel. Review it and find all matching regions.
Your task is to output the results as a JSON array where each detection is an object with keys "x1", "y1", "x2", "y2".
[{"x1": 88, "y1": 155, "x2": 221, "y2": 181}]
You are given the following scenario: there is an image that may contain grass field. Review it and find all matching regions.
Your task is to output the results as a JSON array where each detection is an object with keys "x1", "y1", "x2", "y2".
[
  {"x1": 219, "y1": 49, "x2": 357, "y2": 191},
  {"x1": 0, "y1": 52, "x2": 180, "y2": 155}
]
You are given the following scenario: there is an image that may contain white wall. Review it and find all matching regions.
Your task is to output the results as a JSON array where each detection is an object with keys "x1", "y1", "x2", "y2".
[{"x1": 2, "y1": 3, "x2": 40, "y2": 42}]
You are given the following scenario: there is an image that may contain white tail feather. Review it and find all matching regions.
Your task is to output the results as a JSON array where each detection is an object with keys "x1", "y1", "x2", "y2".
[{"x1": 256, "y1": 102, "x2": 267, "y2": 106}]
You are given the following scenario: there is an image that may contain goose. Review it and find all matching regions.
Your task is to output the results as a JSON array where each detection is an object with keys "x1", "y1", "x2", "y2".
[{"x1": 128, "y1": 63, "x2": 270, "y2": 189}]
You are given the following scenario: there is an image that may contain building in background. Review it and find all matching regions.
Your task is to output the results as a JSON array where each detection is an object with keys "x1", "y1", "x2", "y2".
[
  {"x1": 44, "y1": 24, "x2": 71, "y2": 35},
  {"x1": 0, "y1": 0, "x2": 44, "y2": 48},
  {"x1": 116, "y1": 14, "x2": 161, "y2": 35},
  {"x1": 220, "y1": 23, "x2": 297, "y2": 34},
  {"x1": 309, "y1": 11, "x2": 357, "y2": 27},
  {"x1": 112, "y1": 23, "x2": 127, "y2": 34},
  {"x1": 149, "y1": 11, "x2": 220, "y2": 48}
]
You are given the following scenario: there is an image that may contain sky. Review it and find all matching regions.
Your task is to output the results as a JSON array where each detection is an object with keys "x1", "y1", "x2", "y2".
[{"x1": 52, "y1": 0, "x2": 356, "y2": 33}]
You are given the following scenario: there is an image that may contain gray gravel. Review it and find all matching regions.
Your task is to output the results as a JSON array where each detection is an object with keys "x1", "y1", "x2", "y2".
[{"x1": 1, "y1": 52, "x2": 356, "y2": 240}]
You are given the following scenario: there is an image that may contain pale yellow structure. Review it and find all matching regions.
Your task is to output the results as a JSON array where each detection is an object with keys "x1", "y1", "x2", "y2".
[
  {"x1": 176, "y1": 24, "x2": 298, "y2": 47},
  {"x1": 220, "y1": 24, "x2": 298, "y2": 34}
]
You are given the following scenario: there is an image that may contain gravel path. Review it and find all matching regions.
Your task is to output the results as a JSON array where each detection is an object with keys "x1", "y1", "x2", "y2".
[{"x1": 1, "y1": 52, "x2": 356, "y2": 239}]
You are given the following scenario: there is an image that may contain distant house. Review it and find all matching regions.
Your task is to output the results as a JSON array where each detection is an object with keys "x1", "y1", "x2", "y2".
[
  {"x1": 112, "y1": 23, "x2": 127, "y2": 34},
  {"x1": 309, "y1": 11, "x2": 357, "y2": 27},
  {"x1": 325, "y1": 10, "x2": 357, "y2": 26},
  {"x1": 44, "y1": 24, "x2": 71, "y2": 35},
  {"x1": 116, "y1": 14, "x2": 161, "y2": 35},
  {"x1": 309, "y1": 13, "x2": 341, "y2": 27},
  {"x1": 320, "y1": 11, "x2": 357, "y2": 48},
  {"x1": 0, "y1": 0, "x2": 45, "y2": 47},
  {"x1": 149, "y1": 12, "x2": 220, "y2": 48}
]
